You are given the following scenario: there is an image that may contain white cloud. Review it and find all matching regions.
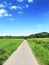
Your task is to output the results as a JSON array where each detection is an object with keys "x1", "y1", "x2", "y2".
[
  {"x1": 4, "y1": 13, "x2": 9, "y2": 16},
  {"x1": 18, "y1": 11, "x2": 24, "y2": 14},
  {"x1": 36, "y1": 24, "x2": 42, "y2": 28},
  {"x1": 16, "y1": 6, "x2": 22, "y2": 10},
  {"x1": 0, "y1": 4, "x2": 5, "y2": 8},
  {"x1": 10, "y1": 18, "x2": 13, "y2": 21},
  {"x1": 17, "y1": 0, "x2": 23, "y2": 2},
  {"x1": 10, "y1": 5, "x2": 22, "y2": 10},
  {"x1": 0, "y1": 9, "x2": 7, "y2": 14},
  {"x1": 0, "y1": 9, "x2": 7, "y2": 17},
  {"x1": 27, "y1": 0, "x2": 34, "y2": 3},
  {"x1": 4, "y1": 13, "x2": 12, "y2": 17},
  {"x1": 8, "y1": 14, "x2": 12, "y2": 16},
  {"x1": 10, "y1": 6, "x2": 17, "y2": 9},
  {"x1": 0, "y1": 9, "x2": 12, "y2": 17},
  {"x1": 26, "y1": 4, "x2": 29, "y2": 8}
]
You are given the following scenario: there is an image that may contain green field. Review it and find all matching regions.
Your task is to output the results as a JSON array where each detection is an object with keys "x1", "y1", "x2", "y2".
[
  {"x1": 0, "y1": 39, "x2": 23, "y2": 65},
  {"x1": 27, "y1": 38, "x2": 49, "y2": 65}
]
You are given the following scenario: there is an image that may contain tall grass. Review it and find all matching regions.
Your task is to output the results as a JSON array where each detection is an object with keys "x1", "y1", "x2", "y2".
[
  {"x1": 0, "y1": 39, "x2": 23, "y2": 65},
  {"x1": 27, "y1": 38, "x2": 49, "y2": 65}
]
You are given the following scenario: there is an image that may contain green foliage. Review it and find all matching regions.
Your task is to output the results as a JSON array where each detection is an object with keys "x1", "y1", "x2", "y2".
[
  {"x1": 0, "y1": 36, "x2": 25, "y2": 39},
  {"x1": 27, "y1": 38, "x2": 49, "y2": 65},
  {"x1": 26, "y1": 32, "x2": 49, "y2": 38},
  {"x1": 0, "y1": 39, "x2": 23, "y2": 65}
]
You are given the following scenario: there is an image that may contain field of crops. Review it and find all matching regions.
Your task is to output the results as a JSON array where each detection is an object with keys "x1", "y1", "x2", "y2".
[
  {"x1": 0, "y1": 39, "x2": 23, "y2": 65},
  {"x1": 27, "y1": 38, "x2": 49, "y2": 65}
]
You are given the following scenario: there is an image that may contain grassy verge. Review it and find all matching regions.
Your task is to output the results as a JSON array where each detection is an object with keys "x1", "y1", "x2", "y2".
[
  {"x1": 27, "y1": 38, "x2": 49, "y2": 65},
  {"x1": 0, "y1": 39, "x2": 23, "y2": 65}
]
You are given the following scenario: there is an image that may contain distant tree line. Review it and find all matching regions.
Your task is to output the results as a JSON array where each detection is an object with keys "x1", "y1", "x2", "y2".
[
  {"x1": 24, "y1": 32, "x2": 49, "y2": 39},
  {"x1": 0, "y1": 36, "x2": 25, "y2": 39},
  {"x1": 0, "y1": 32, "x2": 49, "y2": 39}
]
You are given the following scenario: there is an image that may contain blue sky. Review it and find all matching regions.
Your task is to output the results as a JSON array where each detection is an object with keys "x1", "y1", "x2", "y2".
[{"x1": 0, "y1": 0, "x2": 49, "y2": 36}]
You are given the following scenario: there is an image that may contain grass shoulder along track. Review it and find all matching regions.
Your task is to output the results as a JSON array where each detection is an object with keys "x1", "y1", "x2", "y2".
[
  {"x1": 0, "y1": 39, "x2": 23, "y2": 65},
  {"x1": 27, "y1": 38, "x2": 49, "y2": 65}
]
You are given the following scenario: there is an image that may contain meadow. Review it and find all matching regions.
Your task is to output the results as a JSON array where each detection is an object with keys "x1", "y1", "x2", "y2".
[
  {"x1": 27, "y1": 38, "x2": 49, "y2": 65},
  {"x1": 0, "y1": 39, "x2": 23, "y2": 65}
]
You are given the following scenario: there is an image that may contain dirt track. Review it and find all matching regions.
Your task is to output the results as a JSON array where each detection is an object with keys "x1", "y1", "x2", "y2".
[{"x1": 3, "y1": 40, "x2": 39, "y2": 65}]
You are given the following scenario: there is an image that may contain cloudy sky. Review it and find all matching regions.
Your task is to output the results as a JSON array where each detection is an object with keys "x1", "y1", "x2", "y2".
[{"x1": 0, "y1": 0, "x2": 49, "y2": 36}]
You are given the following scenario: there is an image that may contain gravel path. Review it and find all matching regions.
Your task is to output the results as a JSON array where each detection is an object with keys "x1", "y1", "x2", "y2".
[{"x1": 3, "y1": 40, "x2": 39, "y2": 65}]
